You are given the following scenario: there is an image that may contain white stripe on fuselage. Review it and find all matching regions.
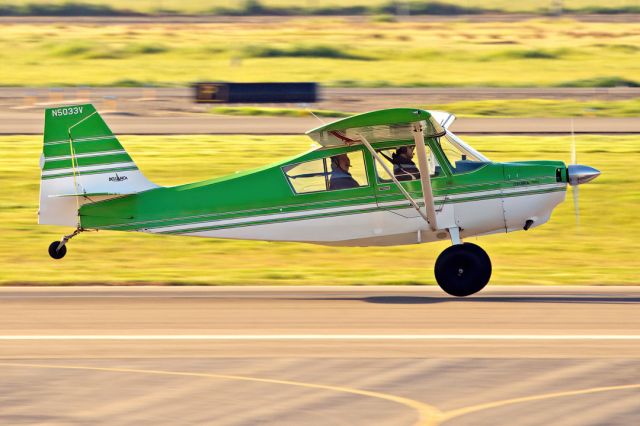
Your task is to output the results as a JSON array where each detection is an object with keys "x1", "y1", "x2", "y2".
[
  {"x1": 178, "y1": 189, "x2": 565, "y2": 245},
  {"x1": 145, "y1": 200, "x2": 381, "y2": 233},
  {"x1": 141, "y1": 183, "x2": 565, "y2": 234}
]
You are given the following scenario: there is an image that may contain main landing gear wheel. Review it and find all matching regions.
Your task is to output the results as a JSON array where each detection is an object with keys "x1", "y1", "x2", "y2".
[
  {"x1": 434, "y1": 242, "x2": 491, "y2": 297},
  {"x1": 48, "y1": 241, "x2": 67, "y2": 260}
]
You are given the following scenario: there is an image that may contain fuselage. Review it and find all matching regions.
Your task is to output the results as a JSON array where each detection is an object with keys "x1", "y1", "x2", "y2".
[{"x1": 78, "y1": 138, "x2": 567, "y2": 246}]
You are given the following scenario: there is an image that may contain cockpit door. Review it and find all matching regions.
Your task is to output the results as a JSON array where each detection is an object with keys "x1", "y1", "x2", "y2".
[{"x1": 371, "y1": 143, "x2": 457, "y2": 230}]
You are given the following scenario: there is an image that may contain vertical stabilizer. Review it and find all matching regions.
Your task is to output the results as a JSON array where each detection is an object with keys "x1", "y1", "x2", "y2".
[{"x1": 39, "y1": 104, "x2": 159, "y2": 227}]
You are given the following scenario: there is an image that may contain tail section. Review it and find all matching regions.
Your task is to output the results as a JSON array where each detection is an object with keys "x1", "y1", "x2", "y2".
[{"x1": 39, "y1": 104, "x2": 159, "y2": 227}]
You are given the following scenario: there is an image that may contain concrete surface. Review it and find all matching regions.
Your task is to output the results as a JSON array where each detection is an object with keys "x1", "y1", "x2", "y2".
[{"x1": 0, "y1": 286, "x2": 638, "y2": 425}]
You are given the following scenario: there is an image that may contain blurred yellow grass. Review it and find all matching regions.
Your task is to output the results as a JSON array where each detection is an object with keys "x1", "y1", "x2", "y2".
[
  {"x1": 0, "y1": 19, "x2": 638, "y2": 87},
  {"x1": 1, "y1": 134, "x2": 638, "y2": 285},
  {"x1": 212, "y1": 99, "x2": 640, "y2": 118}
]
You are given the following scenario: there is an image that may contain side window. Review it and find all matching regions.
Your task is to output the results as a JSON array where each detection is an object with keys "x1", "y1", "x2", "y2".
[
  {"x1": 333, "y1": 151, "x2": 368, "y2": 190},
  {"x1": 283, "y1": 158, "x2": 328, "y2": 194},
  {"x1": 375, "y1": 144, "x2": 440, "y2": 183},
  {"x1": 283, "y1": 151, "x2": 369, "y2": 194}
]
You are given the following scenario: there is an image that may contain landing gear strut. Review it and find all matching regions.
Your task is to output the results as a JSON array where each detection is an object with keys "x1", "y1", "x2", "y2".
[
  {"x1": 434, "y1": 242, "x2": 492, "y2": 297},
  {"x1": 48, "y1": 228, "x2": 83, "y2": 260}
]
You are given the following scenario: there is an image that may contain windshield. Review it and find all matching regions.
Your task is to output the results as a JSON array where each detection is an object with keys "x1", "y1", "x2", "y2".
[{"x1": 437, "y1": 132, "x2": 489, "y2": 174}]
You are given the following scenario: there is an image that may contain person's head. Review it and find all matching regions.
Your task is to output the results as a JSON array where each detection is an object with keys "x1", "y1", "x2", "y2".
[
  {"x1": 396, "y1": 145, "x2": 415, "y2": 160},
  {"x1": 331, "y1": 154, "x2": 351, "y2": 172}
]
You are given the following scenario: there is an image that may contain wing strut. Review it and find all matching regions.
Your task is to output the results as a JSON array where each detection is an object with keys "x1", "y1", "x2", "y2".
[
  {"x1": 358, "y1": 132, "x2": 434, "y2": 228},
  {"x1": 412, "y1": 122, "x2": 438, "y2": 231}
]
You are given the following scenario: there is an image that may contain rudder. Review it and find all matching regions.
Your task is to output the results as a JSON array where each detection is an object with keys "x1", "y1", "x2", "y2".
[{"x1": 39, "y1": 104, "x2": 159, "y2": 227}]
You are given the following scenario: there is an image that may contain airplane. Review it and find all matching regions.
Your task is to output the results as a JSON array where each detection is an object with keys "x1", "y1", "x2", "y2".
[{"x1": 39, "y1": 105, "x2": 600, "y2": 296}]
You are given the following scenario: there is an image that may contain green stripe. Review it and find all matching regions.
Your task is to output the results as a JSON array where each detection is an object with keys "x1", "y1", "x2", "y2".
[
  {"x1": 448, "y1": 187, "x2": 564, "y2": 204},
  {"x1": 196, "y1": 188, "x2": 564, "y2": 234},
  {"x1": 377, "y1": 179, "x2": 560, "y2": 203},
  {"x1": 164, "y1": 206, "x2": 383, "y2": 235},
  {"x1": 501, "y1": 187, "x2": 564, "y2": 199},
  {"x1": 133, "y1": 187, "x2": 564, "y2": 234},
  {"x1": 44, "y1": 153, "x2": 133, "y2": 171},
  {"x1": 173, "y1": 187, "x2": 565, "y2": 233},
  {"x1": 95, "y1": 196, "x2": 379, "y2": 231},
  {"x1": 42, "y1": 166, "x2": 138, "y2": 180}
]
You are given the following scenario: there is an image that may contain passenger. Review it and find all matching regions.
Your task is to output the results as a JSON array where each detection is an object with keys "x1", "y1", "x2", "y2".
[
  {"x1": 392, "y1": 146, "x2": 420, "y2": 181},
  {"x1": 329, "y1": 154, "x2": 359, "y2": 190}
]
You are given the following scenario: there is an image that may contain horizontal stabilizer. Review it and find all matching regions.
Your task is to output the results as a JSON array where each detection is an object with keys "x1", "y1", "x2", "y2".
[{"x1": 48, "y1": 192, "x2": 135, "y2": 198}]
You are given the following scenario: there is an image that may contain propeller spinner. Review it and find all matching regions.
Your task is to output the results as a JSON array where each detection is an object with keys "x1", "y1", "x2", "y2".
[
  {"x1": 567, "y1": 119, "x2": 600, "y2": 225},
  {"x1": 567, "y1": 164, "x2": 601, "y2": 186}
]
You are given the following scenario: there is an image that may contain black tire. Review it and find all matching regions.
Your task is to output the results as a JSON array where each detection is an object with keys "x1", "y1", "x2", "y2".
[
  {"x1": 48, "y1": 241, "x2": 67, "y2": 260},
  {"x1": 434, "y1": 242, "x2": 491, "y2": 297}
]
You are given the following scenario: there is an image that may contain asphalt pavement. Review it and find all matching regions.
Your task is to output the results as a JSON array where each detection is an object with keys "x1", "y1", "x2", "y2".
[
  {"x1": 1, "y1": 286, "x2": 638, "y2": 426},
  {"x1": 2, "y1": 87, "x2": 640, "y2": 134}
]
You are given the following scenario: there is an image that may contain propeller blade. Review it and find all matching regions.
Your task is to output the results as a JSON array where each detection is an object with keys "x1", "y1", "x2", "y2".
[
  {"x1": 572, "y1": 184, "x2": 580, "y2": 226},
  {"x1": 570, "y1": 118, "x2": 576, "y2": 165},
  {"x1": 570, "y1": 118, "x2": 579, "y2": 227}
]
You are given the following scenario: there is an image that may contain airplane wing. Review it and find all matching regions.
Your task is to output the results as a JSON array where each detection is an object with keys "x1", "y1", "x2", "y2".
[
  {"x1": 427, "y1": 110, "x2": 456, "y2": 129},
  {"x1": 305, "y1": 108, "x2": 446, "y2": 147}
]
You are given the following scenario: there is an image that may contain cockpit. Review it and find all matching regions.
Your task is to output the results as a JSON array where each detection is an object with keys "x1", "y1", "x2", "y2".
[
  {"x1": 436, "y1": 131, "x2": 489, "y2": 174},
  {"x1": 294, "y1": 108, "x2": 491, "y2": 192}
]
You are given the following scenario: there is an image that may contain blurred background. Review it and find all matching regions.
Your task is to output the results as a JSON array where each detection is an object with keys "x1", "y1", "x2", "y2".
[{"x1": 0, "y1": 0, "x2": 639, "y2": 285}]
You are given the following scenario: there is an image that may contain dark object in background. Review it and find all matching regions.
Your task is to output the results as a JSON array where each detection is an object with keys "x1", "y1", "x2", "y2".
[{"x1": 193, "y1": 82, "x2": 317, "y2": 103}]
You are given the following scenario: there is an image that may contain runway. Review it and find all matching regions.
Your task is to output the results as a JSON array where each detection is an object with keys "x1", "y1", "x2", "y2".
[
  {"x1": 3, "y1": 87, "x2": 640, "y2": 134},
  {"x1": 0, "y1": 286, "x2": 638, "y2": 425},
  {"x1": 5, "y1": 111, "x2": 640, "y2": 135}
]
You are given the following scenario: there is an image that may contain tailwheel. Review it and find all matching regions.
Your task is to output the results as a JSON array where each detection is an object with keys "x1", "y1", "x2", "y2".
[
  {"x1": 434, "y1": 242, "x2": 491, "y2": 297},
  {"x1": 47, "y1": 228, "x2": 83, "y2": 260},
  {"x1": 48, "y1": 241, "x2": 67, "y2": 260}
]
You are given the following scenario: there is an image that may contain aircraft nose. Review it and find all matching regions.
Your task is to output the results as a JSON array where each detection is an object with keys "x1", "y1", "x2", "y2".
[{"x1": 567, "y1": 164, "x2": 601, "y2": 186}]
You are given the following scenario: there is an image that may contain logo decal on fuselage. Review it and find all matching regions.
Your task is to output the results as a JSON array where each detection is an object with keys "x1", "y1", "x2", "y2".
[{"x1": 108, "y1": 173, "x2": 128, "y2": 182}]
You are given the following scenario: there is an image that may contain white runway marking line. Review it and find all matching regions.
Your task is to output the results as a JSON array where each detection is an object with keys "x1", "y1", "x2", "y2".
[{"x1": 1, "y1": 334, "x2": 639, "y2": 340}]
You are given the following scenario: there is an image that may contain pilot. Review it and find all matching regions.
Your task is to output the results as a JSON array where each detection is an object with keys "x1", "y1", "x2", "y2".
[
  {"x1": 329, "y1": 154, "x2": 359, "y2": 190},
  {"x1": 392, "y1": 146, "x2": 420, "y2": 181}
]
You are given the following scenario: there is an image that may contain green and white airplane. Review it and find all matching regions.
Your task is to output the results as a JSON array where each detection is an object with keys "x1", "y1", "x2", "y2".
[{"x1": 39, "y1": 105, "x2": 600, "y2": 296}]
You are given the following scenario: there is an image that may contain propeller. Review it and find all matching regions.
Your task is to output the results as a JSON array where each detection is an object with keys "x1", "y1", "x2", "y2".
[
  {"x1": 567, "y1": 118, "x2": 601, "y2": 227},
  {"x1": 570, "y1": 119, "x2": 579, "y2": 225}
]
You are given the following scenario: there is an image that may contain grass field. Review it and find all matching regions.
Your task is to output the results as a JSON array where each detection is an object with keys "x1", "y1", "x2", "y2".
[
  {"x1": 423, "y1": 99, "x2": 640, "y2": 117},
  {"x1": 1, "y1": 0, "x2": 639, "y2": 15},
  {"x1": 0, "y1": 19, "x2": 638, "y2": 87},
  {"x1": 211, "y1": 99, "x2": 640, "y2": 118},
  {"x1": 1, "y1": 134, "x2": 638, "y2": 286}
]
